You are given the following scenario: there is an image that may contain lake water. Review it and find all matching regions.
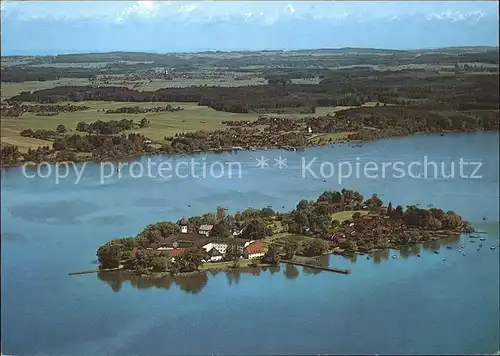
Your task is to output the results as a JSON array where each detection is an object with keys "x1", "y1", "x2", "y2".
[{"x1": 1, "y1": 132, "x2": 499, "y2": 355}]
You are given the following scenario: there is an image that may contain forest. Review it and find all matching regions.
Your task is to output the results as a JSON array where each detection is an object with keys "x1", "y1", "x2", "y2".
[{"x1": 7, "y1": 70, "x2": 499, "y2": 114}]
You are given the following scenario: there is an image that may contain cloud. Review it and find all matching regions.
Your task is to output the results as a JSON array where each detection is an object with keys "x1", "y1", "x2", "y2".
[
  {"x1": 284, "y1": 4, "x2": 295, "y2": 14},
  {"x1": 1, "y1": 1, "x2": 497, "y2": 26},
  {"x1": 427, "y1": 10, "x2": 486, "y2": 22},
  {"x1": 177, "y1": 4, "x2": 197, "y2": 14}
]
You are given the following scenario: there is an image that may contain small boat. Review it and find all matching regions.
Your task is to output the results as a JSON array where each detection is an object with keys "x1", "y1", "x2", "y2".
[
  {"x1": 469, "y1": 240, "x2": 475, "y2": 243},
  {"x1": 480, "y1": 237, "x2": 486, "y2": 241},
  {"x1": 366, "y1": 256, "x2": 370, "y2": 260},
  {"x1": 392, "y1": 255, "x2": 397, "y2": 259},
  {"x1": 460, "y1": 244, "x2": 466, "y2": 248},
  {"x1": 433, "y1": 251, "x2": 439, "y2": 254},
  {"x1": 477, "y1": 248, "x2": 480, "y2": 251},
  {"x1": 491, "y1": 246, "x2": 496, "y2": 250},
  {"x1": 442, "y1": 258, "x2": 446, "y2": 261},
  {"x1": 482, "y1": 217, "x2": 487, "y2": 220},
  {"x1": 462, "y1": 252, "x2": 467, "y2": 256},
  {"x1": 458, "y1": 249, "x2": 462, "y2": 253},
  {"x1": 446, "y1": 246, "x2": 453, "y2": 249},
  {"x1": 417, "y1": 254, "x2": 421, "y2": 257}
]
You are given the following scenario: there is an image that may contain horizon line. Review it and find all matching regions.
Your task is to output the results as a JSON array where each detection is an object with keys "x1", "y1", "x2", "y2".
[{"x1": 2, "y1": 45, "x2": 499, "y2": 58}]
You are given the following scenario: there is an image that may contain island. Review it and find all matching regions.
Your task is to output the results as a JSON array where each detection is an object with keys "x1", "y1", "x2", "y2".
[{"x1": 96, "y1": 189, "x2": 473, "y2": 276}]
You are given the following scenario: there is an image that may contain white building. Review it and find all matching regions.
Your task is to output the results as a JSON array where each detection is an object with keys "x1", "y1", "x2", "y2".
[
  {"x1": 244, "y1": 242, "x2": 266, "y2": 259},
  {"x1": 179, "y1": 218, "x2": 188, "y2": 234},
  {"x1": 198, "y1": 224, "x2": 213, "y2": 236},
  {"x1": 207, "y1": 247, "x2": 223, "y2": 262},
  {"x1": 201, "y1": 239, "x2": 254, "y2": 255}
]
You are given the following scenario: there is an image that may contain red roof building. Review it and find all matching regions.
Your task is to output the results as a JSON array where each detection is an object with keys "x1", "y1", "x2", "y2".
[
  {"x1": 167, "y1": 248, "x2": 185, "y2": 257},
  {"x1": 245, "y1": 242, "x2": 265, "y2": 258}
]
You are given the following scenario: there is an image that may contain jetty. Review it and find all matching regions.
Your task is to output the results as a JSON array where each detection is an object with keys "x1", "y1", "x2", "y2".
[
  {"x1": 280, "y1": 259, "x2": 351, "y2": 274},
  {"x1": 69, "y1": 267, "x2": 121, "y2": 275}
]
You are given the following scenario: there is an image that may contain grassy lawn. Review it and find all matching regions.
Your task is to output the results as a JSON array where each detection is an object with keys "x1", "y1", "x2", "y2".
[
  {"x1": 261, "y1": 232, "x2": 316, "y2": 251},
  {"x1": 199, "y1": 258, "x2": 256, "y2": 270},
  {"x1": 308, "y1": 132, "x2": 354, "y2": 144},
  {"x1": 0, "y1": 76, "x2": 269, "y2": 99},
  {"x1": 330, "y1": 210, "x2": 368, "y2": 222},
  {"x1": 1, "y1": 97, "x2": 369, "y2": 152},
  {"x1": 0, "y1": 101, "x2": 261, "y2": 151}
]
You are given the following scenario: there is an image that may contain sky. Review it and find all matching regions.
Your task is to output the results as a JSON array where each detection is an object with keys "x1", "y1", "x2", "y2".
[{"x1": 1, "y1": 1, "x2": 499, "y2": 55}]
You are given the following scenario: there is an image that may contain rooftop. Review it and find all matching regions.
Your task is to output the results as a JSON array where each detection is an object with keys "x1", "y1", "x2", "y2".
[
  {"x1": 247, "y1": 242, "x2": 265, "y2": 254},
  {"x1": 199, "y1": 224, "x2": 214, "y2": 231},
  {"x1": 167, "y1": 248, "x2": 185, "y2": 257}
]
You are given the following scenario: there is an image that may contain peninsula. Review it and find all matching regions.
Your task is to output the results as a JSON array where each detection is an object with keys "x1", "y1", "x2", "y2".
[{"x1": 96, "y1": 189, "x2": 473, "y2": 275}]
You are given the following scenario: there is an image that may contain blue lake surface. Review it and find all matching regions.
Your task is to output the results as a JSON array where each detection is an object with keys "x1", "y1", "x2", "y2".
[{"x1": 1, "y1": 132, "x2": 499, "y2": 355}]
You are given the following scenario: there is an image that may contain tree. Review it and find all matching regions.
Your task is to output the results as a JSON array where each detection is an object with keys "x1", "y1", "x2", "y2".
[
  {"x1": 210, "y1": 220, "x2": 231, "y2": 238},
  {"x1": 263, "y1": 245, "x2": 280, "y2": 265},
  {"x1": 241, "y1": 218, "x2": 272, "y2": 240},
  {"x1": 225, "y1": 244, "x2": 241, "y2": 262},
  {"x1": 20, "y1": 129, "x2": 35, "y2": 137},
  {"x1": 282, "y1": 240, "x2": 299, "y2": 259},
  {"x1": 137, "y1": 221, "x2": 179, "y2": 244},
  {"x1": 76, "y1": 122, "x2": 89, "y2": 132},
  {"x1": 309, "y1": 213, "x2": 332, "y2": 238},
  {"x1": 56, "y1": 124, "x2": 66, "y2": 134},
  {"x1": 365, "y1": 193, "x2": 383, "y2": 211},
  {"x1": 139, "y1": 117, "x2": 150, "y2": 128},
  {"x1": 392, "y1": 205, "x2": 404, "y2": 220},
  {"x1": 428, "y1": 217, "x2": 443, "y2": 230},
  {"x1": 352, "y1": 212, "x2": 362, "y2": 220},
  {"x1": 387, "y1": 202, "x2": 393, "y2": 216},
  {"x1": 296, "y1": 199, "x2": 310, "y2": 211},
  {"x1": 260, "y1": 207, "x2": 275, "y2": 218},
  {"x1": 292, "y1": 210, "x2": 310, "y2": 235},
  {"x1": 97, "y1": 241, "x2": 122, "y2": 269},
  {"x1": 303, "y1": 239, "x2": 329, "y2": 257},
  {"x1": 442, "y1": 211, "x2": 462, "y2": 230},
  {"x1": 151, "y1": 256, "x2": 168, "y2": 272},
  {"x1": 169, "y1": 248, "x2": 204, "y2": 273}
]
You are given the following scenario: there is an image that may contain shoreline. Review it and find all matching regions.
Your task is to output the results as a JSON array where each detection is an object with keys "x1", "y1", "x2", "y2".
[
  {"x1": 1, "y1": 130, "x2": 496, "y2": 170},
  {"x1": 89, "y1": 230, "x2": 468, "y2": 279}
]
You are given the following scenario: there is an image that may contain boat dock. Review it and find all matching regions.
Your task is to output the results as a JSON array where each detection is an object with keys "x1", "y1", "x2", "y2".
[
  {"x1": 279, "y1": 259, "x2": 351, "y2": 274},
  {"x1": 69, "y1": 267, "x2": 121, "y2": 275}
]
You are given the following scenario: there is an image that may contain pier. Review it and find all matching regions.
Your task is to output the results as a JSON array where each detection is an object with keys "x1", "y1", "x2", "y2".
[
  {"x1": 280, "y1": 259, "x2": 351, "y2": 274},
  {"x1": 69, "y1": 267, "x2": 121, "y2": 275}
]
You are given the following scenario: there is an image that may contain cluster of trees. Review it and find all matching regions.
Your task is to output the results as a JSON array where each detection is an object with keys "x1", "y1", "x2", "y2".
[
  {"x1": 222, "y1": 116, "x2": 304, "y2": 132},
  {"x1": 0, "y1": 146, "x2": 22, "y2": 166},
  {"x1": 272, "y1": 190, "x2": 469, "y2": 255},
  {"x1": 76, "y1": 119, "x2": 135, "y2": 135},
  {"x1": 105, "y1": 104, "x2": 183, "y2": 114},
  {"x1": 163, "y1": 127, "x2": 309, "y2": 154},
  {"x1": 53, "y1": 133, "x2": 153, "y2": 159},
  {"x1": 20, "y1": 128, "x2": 58, "y2": 140},
  {"x1": 286, "y1": 189, "x2": 364, "y2": 237},
  {"x1": 9, "y1": 69, "x2": 498, "y2": 114},
  {"x1": 307, "y1": 106, "x2": 500, "y2": 142},
  {"x1": 1, "y1": 103, "x2": 90, "y2": 117},
  {"x1": 4, "y1": 48, "x2": 497, "y2": 83}
]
